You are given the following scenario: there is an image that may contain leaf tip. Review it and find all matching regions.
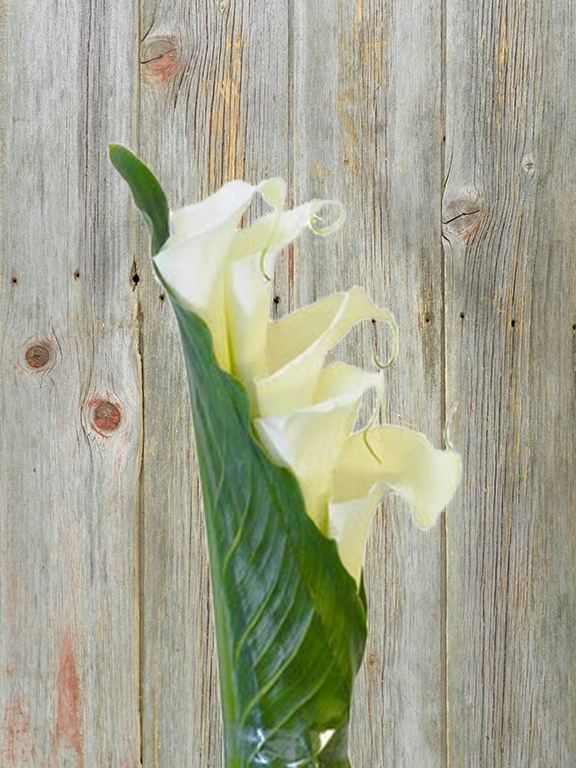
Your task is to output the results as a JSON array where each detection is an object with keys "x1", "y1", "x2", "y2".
[
  {"x1": 107, "y1": 143, "x2": 135, "y2": 170},
  {"x1": 108, "y1": 143, "x2": 121, "y2": 162}
]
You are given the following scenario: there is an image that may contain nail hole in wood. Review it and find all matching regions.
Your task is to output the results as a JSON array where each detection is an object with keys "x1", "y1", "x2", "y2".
[
  {"x1": 511, "y1": 319, "x2": 517, "y2": 328},
  {"x1": 73, "y1": 269, "x2": 80, "y2": 280},
  {"x1": 131, "y1": 257, "x2": 140, "y2": 290},
  {"x1": 273, "y1": 295, "x2": 280, "y2": 304},
  {"x1": 10, "y1": 275, "x2": 17, "y2": 286},
  {"x1": 459, "y1": 311, "x2": 465, "y2": 320},
  {"x1": 159, "y1": 293, "x2": 165, "y2": 302}
]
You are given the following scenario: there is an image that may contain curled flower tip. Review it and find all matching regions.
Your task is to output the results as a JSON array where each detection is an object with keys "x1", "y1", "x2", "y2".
[
  {"x1": 259, "y1": 248, "x2": 271, "y2": 282},
  {"x1": 363, "y1": 429, "x2": 382, "y2": 464},
  {"x1": 309, "y1": 201, "x2": 346, "y2": 236},
  {"x1": 362, "y1": 389, "x2": 384, "y2": 464},
  {"x1": 444, "y1": 403, "x2": 458, "y2": 451},
  {"x1": 372, "y1": 314, "x2": 399, "y2": 370},
  {"x1": 258, "y1": 201, "x2": 283, "y2": 282}
]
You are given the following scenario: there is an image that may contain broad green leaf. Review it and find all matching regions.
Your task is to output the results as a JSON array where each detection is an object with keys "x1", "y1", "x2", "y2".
[
  {"x1": 110, "y1": 146, "x2": 368, "y2": 767},
  {"x1": 171, "y1": 300, "x2": 367, "y2": 767},
  {"x1": 108, "y1": 144, "x2": 170, "y2": 257}
]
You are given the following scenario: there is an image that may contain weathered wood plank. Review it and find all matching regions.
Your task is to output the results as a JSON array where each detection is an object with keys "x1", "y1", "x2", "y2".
[
  {"x1": 444, "y1": 1, "x2": 576, "y2": 765},
  {"x1": 137, "y1": 1, "x2": 290, "y2": 765},
  {"x1": 2, "y1": 1, "x2": 574, "y2": 766},
  {"x1": 293, "y1": 3, "x2": 447, "y2": 767},
  {"x1": 0, "y1": 1, "x2": 141, "y2": 766}
]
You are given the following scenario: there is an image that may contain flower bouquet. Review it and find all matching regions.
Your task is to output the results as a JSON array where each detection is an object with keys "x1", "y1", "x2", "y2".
[{"x1": 109, "y1": 145, "x2": 461, "y2": 768}]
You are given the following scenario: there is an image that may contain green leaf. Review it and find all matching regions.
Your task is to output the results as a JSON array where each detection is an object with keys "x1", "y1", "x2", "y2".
[
  {"x1": 108, "y1": 144, "x2": 170, "y2": 257},
  {"x1": 171, "y1": 302, "x2": 367, "y2": 767},
  {"x1": 110, "y1": 148, "x2": 368, "y2": 767}
]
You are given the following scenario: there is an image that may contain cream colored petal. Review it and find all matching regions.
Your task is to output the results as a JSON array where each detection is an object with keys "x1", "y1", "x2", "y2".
[
  {"x1": 327, "y1": 426, "x2": 461, "y2": 582},
  {"x1": 256, "y1": 287, "x2": 395, "y2": 417},
  {"x1": 254, "y1": 363, "x2": 381, "y2": 532},
  {"x1": 169, "y1": 180, "x2": 258, "y2": 243},
  {"x1": 331, "y1": 425, "x2": 462, "y2": 528},
  {"x1": 155, "y1": 179, "x2": 288, "y2": 372},
  {"x1": 154, "y1": 227, "x2": 234, "y2": 369},
  {"x1": 227, "y1": 199, "x2": 325, "y2": 267},
  {"x1": 154, "y1": 181, "x2": 263, "y2": 370},
  {"x1": 226, "y1": 200, "x2": 326, "y2": 387},
  {"x1": 328, "y1": 486, "x2": 386, "y2": 584},
  {"x1": 258, "y1": 177, "x2": 287, "y2": 210},
  {"x1": 314, "y1": 360, "x2": 383, "y2": 403}
]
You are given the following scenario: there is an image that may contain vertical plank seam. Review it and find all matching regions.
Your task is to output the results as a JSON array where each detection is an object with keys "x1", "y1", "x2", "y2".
[
  {"x1": 287, "y1": 0, "x2": 295, "y2": 313},
  {"x1": 135, "y1": 0, "x2": 145, "y2": 764},
  {"x1": 136, "y1": 292, "x2": 146, "y2": 768},
  {"x1": 440, "y1": 0, "x2": 450, "y2": 765}
]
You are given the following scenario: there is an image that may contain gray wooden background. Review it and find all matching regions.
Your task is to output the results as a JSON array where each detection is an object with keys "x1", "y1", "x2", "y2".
[{"x1": 1, "y1": 0, "x2": 575, "y2": 766}]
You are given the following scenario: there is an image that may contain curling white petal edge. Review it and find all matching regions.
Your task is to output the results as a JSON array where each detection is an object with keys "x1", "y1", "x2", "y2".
[{"x1": 154, "y1": 178, "x2": 462, "y2": 584}]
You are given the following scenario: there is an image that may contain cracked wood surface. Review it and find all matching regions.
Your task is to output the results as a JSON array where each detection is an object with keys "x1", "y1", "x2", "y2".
[{"x1": 0, "y1": 1, "x2": 575, "y2": 766}]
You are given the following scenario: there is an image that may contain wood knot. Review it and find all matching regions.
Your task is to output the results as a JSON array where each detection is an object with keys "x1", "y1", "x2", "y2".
[
  {"x1": 25, "y1": 343, "x2": 51, "y2": 369},
  {"x1": 141, "y1": 36, "x2": 181, "y2": 89},
  {"x1": 366, "y1": 651, "x2": 379, "y2": 678},
  {"x1": 442, "y1": 190, "x2": 484, "y2": 244},
  {"x1": 91, "y1": 400, "x2": 121, "y2": 434},
  {"x1": 522, "y1": 154, "x2": 535, "y2": 179}
]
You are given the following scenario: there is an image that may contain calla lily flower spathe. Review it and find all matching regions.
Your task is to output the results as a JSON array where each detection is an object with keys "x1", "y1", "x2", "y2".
[
  {"x1": 153, "y1": 177, "x2": 461, "y2": 584},
  {"x1": 110, "y1": 146, "x2": 464, "y2": 766}
]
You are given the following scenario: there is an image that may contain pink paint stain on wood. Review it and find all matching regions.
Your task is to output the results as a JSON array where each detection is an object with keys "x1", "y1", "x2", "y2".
[
  {"x1": 118, "y1": 731, "x2": 139, "y2": 768},
  {"x1": 55, "y1": 627, "x2": 83, "y2": 768},
  {"x1": 4, "y1": 557, "x2": 22, "y2": 637},
  {"x1": 1, "y1": 698, "x2": 35, "y2": 766}
]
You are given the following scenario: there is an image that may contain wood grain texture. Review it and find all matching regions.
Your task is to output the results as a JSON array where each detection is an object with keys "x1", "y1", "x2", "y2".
[
  {"x1": 444, "y1": 1, "x2": 576, "y2": 765},
  {"x1": 0, "y1": 0, "x2": 141, "y2": 767},
  {"x1": 137, "y1": 1, "x2": 290, "y2": 765},
  {"x1": 292, "y1": 3, "x2": 448, "y2": 767},
  {"x1": 1, "y1": 0, "x2": 575, "y2": 766}
]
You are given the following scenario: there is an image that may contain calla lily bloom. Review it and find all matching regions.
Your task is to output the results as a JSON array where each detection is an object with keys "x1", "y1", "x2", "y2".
[{"x1": 154, "y1": 177, "x2": 461, "y2": 583}]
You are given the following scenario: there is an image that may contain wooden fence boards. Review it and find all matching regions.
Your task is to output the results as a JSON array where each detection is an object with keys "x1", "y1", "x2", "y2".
[
  {"x1": 0, "y1": 0, "x2": 141, "y2": 766},
  {"x1": 292, "y1": 3, "x2": 448, "y2": 767},
  {"x1": 0, "y1": 0, "x2": 574, "y2": 766},
  {"x1": 137, "y1": 1, "x2": 291, "y2": 766},
  {"x1": 444, "y1": 1, "x2": 576, "y2": 765}
]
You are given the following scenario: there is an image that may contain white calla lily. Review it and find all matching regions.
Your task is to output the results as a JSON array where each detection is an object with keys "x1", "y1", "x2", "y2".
[
  {"x1": 154, "y1": 177, "x2": 461, "y2": 583},
  {"x1": 328, "y1": 427, "x2": 462, "y2": 582}
]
